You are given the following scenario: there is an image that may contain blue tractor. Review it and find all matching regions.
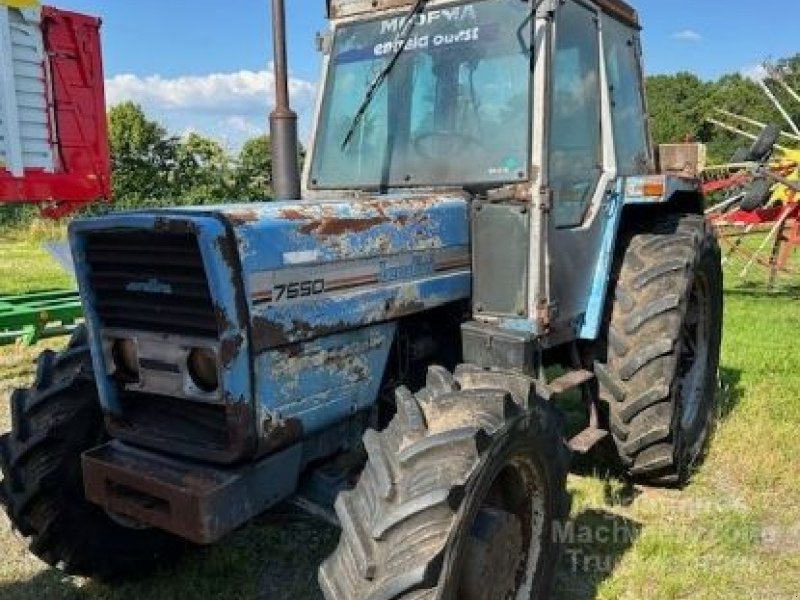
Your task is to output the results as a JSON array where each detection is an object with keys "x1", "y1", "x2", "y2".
[{"x1": 0, "y1": 0, "x2": 723, "y2": 597}]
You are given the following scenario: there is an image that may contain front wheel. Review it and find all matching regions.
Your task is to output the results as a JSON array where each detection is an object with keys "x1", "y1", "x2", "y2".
[
  {"x1": 0, "y1": 327, "x2": 185, "y2": 579},
  {"x1": 319, "y1": 365, "x2": 571, "y2": 600}
]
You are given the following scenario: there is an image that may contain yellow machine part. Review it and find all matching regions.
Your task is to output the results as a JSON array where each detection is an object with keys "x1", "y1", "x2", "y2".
[
  {"x1": 770, "y1": 149, "x2": 800, "y2": 204},
  {"x1": 0, "y1": 0, "x2": 40, "y2": 7}
]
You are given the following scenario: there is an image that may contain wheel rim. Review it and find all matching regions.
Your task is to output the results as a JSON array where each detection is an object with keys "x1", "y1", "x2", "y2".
[
  {"x1": 457, "y1": 455, "x2": 547, "y2": 600},
  {"x1": 678, "y1": 273, "x2": 712, "y2": 433}
]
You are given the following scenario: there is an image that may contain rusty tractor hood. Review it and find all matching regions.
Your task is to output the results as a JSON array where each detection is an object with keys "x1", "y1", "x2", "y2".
[
  {"x1": 68, "y1": 192, "x2": 472, "y2": 463},
  {"x1": 209, "y1": 192, "x2": 473, "y2": 351}
]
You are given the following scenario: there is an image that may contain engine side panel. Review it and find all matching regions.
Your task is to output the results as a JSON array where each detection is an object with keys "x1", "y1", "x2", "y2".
[{"x1": 219, "y1": 194, "x2": 471, "y2": 445}]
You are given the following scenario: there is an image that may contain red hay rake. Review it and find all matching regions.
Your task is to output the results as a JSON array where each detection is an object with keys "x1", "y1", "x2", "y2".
[
  {"x1": 703, "y1": 155, "x2": 800, "y2": 286},
  {"x1": 703, "y1": 66, "x2": 800, "y2": 286},
  {"x1": 707, "y1": 198, "x2": 799, "y2": 287}
]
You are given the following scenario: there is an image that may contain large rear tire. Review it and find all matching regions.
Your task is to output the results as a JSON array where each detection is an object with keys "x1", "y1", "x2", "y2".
[
  {"x1": 319, "y1": 365, "x2": 571, "y2": 600},
  {"x1": 0, "y1": 327, "x2": 185, "y2": 579},
  {"x1": 596, "y1": 214, "x2": 723, "y2": 486}
]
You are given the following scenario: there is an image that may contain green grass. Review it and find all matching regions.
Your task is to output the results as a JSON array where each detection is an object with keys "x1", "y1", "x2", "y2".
[
  {"x1": 0, "y1": 229, "x2": 798, "y2": 599},
  {"x1": 0, "y1": 224, "x2": 73, "y2": 295}
]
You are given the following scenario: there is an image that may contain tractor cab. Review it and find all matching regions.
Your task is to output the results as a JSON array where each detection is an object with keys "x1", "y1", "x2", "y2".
[{"x1": 307, "y1": 0, "x2": 674, "y2": 344}]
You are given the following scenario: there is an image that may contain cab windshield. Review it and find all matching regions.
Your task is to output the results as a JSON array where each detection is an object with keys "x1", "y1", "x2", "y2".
[{"x1": 309, "y1": 0, "x2": 533, "y2": 190}]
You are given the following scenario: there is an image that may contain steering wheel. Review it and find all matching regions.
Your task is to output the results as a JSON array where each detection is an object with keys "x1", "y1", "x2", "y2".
[{"x1": 412, "y1": 130, "x2": 486, "y2": 159}]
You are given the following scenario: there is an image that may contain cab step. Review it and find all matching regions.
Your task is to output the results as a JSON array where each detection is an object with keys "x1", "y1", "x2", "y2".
[
  {"x1": 568, "y1": 427, "x2": 609, "y2": 454},
  {"x1": 543, "y1": 369, "x2": 607, "y2": 454},
  {"x1": 539, "y1": 369, "x2": 595, "y2": 401},
  {"x1": 548, "y1": 369, "x2": 595, "y2": 395}
]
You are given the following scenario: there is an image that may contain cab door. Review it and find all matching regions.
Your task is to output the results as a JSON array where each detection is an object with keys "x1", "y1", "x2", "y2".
[{"x1": 543, "y1": 0, "x2": 650, "y2": 343}]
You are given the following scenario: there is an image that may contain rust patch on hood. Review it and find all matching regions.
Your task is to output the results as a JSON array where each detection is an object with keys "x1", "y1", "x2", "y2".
[
  {"x1": 154, "y1": 217, "x2": 198, "y2": 235},
  {"x1": 226, "y1": 209, "x2": 260, "y2": 226},
  {"x1": 214, "y1": 304, "x2": 234, "y2": 333},
  {"x1": 219, "y1": 333, "x2": 244, "y2": 368},
  {"x1": 252, "y1": 316, "x2": 291, "y2": 352},
  {"x1": 252, "y1": 316, "x2": 355, "y2": 353},
  {"x1": 299, "y1": 216, "x2": 391, "y2": 236},
  {"x1": 323, "y1": 352, "x2": 369, "y2": 380},
  {"x1": 214, "y1": 234, "x2": 249, "y2": 329},
  {"x1": 216, "y1": 234, "x2": 239, "y2": 271},
  {"x1": 259, "y1": 416, "x2": 304, "y2": 456},
  {"x1": 280, "y1": 208, "x2": 308, "y2": 220},
  {"x1": 276, "y1": 342, "x2": 303, "y2": 359},
  {"x1": 289, "y1": 318, "x2": 349, "y2": 342}
]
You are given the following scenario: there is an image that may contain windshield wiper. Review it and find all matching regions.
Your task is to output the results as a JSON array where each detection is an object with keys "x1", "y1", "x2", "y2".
[{"x1": 341, "y1": 0, "x2": 430, "y2": 150}]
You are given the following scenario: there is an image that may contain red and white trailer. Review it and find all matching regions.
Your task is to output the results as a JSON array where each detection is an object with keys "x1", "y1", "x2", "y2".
[{"x1": 0, "y1": 3, "x2": 110, "y2": 218}]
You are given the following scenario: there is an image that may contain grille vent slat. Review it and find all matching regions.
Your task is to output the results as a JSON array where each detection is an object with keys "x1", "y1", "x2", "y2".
[
  {"x1": 85, "y1": 231, "x2": 217, "y2": 337},
  {"x1": 115, "y1": 393, "x2": 229, "y2": 450}
]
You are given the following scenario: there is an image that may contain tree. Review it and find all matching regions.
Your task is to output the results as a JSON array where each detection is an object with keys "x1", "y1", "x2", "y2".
[
  {"x1": 646, "y1": 72, "x2": 715, "y2": 147},
  {"x1": 175, "y1": 133, "x2": 234, "y2": 205},
  {"x1": 107, "y1": 102, "x2": 179, "y2": 205},
  {"x1": 645, "y1": 55, "x2": 800, "y2": 164},
  {"x1": 235, "y1": 135, "x2": 272, "y2": 201},
  {"x1": 704, "y1": 74, "x2": 781, "y2": 162}
]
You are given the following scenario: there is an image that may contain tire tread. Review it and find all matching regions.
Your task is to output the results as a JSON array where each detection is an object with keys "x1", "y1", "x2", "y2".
[
  {"x1": 596, "y1": 214, "x2": 722, "y2": 486},
  {"x1": 319, "y1": 366, "x2": 570, "y2": 599},
  {"x1": 0, "y1": 326, "x2": 185, "y2": 579}
]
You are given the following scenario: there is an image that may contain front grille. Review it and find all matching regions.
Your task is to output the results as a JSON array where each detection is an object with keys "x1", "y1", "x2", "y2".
[
  {"x1": 110, "y1": 392, "x2": 230, "y2": 452},
  {"x1": 85, "y1": 230, "x2": 217, "y2": 337}
]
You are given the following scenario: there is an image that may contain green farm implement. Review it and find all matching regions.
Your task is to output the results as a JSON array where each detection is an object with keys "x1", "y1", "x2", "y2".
[{"x1": 0, "y1": 290, "x2": 82, "y2": 347}]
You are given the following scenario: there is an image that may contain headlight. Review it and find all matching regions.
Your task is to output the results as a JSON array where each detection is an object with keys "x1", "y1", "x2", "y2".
[
  {"x1": 111, "y1": 339, "x2": 139, "y2": 381},
  {"x1": 187, "y1": 348, "x2": 219, "y2": 392}
]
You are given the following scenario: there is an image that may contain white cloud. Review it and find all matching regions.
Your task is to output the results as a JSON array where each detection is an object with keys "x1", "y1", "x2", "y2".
[
  {"x1": 741, "y1": 64, "x2": 769, "y2": 82},
  {"x1": 105, "y1": 66, "x2": 317, "y2": 148},
  {"x1": 672, "y1": 30, "x2": 702, "y2": 43},
  {"x1": 225, "y1": 115, "x2": 264, "y2": 136}
]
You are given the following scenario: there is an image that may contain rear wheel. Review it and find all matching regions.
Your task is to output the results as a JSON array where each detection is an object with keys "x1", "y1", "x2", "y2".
[
  {"x1": 319, "y1": 365, "x2": 571, "y2": 600},
  {"x1": 0, "y1": 327, "x2": 185, "y2": 579},
  {"x1": 596, "y1": 214, "x2": 723, "y2": 486}
]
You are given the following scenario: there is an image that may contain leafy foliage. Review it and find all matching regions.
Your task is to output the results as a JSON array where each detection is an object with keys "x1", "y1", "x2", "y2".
[
  {"x1": 235, "y1": 136, "x2": 272, "y2": 202},
  {"x1": 647, "y1": 54, "x2": 800, "y2": 163},
  {"x1": 105, "y1": 103, "x2": 277, "y2": 211},
  {"x1": 107, "y1": 102, "x2": 181, "y2": 207},
  {"x1": 646, "y1": 72, "x2": 715, "y2": 147}
]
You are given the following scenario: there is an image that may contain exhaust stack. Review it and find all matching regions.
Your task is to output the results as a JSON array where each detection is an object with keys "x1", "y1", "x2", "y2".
[{"x1": 269, "y1": 0, "x2": 301, "y2": 200}]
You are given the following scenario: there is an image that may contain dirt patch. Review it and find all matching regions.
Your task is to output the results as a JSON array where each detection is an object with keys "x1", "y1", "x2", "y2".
[{"x1": 760, "y1": 524, "x2": 800, "y2": 554}]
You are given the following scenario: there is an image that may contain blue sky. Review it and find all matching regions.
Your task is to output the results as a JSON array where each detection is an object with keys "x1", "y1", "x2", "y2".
[{"x1": 51, "y1": 0, "x2": 800, "y2": 148}]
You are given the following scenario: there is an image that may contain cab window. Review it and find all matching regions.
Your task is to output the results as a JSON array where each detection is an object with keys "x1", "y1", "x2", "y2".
[
  {"x1": 603, "y1": 16, "x2": 650, "y2": 176},
  {"x1": 549, "y1": 0, "x2": 602, "y2": 229}
]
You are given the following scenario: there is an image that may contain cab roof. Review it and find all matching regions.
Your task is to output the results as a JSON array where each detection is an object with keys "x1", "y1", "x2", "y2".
[
  {"x1": 595, "y1": 0, "x2": 639, "y2": 29},
  {"x1": 329, "y1": 0, "x2": 640, "y2": 29}
]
